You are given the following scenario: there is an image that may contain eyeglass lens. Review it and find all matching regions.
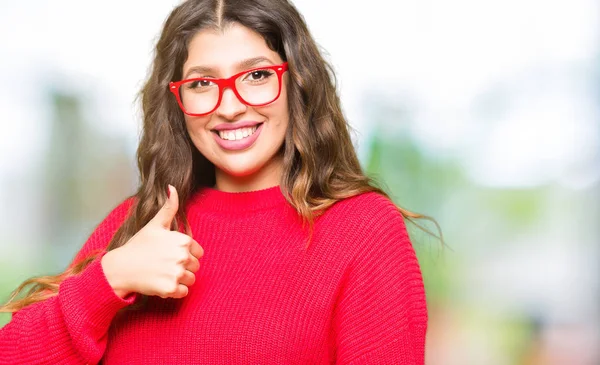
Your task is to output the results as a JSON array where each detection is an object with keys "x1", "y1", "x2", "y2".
[{"x1": 179, "y1": 68, "x2": 280, "y2": 115}]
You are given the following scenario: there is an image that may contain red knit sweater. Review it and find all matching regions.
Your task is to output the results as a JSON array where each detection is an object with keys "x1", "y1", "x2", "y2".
[{"x1": 0, "y1": 186, "x2": 427, "y2": 364}]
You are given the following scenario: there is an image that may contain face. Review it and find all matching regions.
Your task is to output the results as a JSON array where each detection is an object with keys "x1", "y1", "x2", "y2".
[{"x1": 181, "y1": 23, "x2": 289, "y2": 193}]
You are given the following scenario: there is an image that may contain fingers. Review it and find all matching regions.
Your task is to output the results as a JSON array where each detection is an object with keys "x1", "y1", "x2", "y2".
[
  {"x1": 184, "y1": 254, "x2": 201, "y2": 273},
  {"x1": 169, "y1": 271, "x2": 195, "y2": 299},
  {"x1": 176, "y1": 238, "x2": 203, "y2": 267},
  {"x1": 164, "y1": 284, "x2": 189, "y2": 299},
  {"x1": 178, "y1": 270, "x2": 196, "y2": 287},
  {"x1": 151, "y1": 184, "x2": 179, "y2": 230},
  {"x1": 189, "y1": 240, "x2": 204, "y2": 260},
  {"x1": 159, "y1": 270, "x2": 196, "y2": 299}
]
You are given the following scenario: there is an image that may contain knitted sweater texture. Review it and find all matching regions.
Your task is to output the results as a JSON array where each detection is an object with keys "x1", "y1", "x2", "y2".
[{"x1": 0, "y1": 186, "x2": 427, "y2": 364}]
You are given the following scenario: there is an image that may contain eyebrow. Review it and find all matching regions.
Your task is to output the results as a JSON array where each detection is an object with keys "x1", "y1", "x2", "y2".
[{"x1": 183, "y1": 56, "x2": 275, "y2": 79}]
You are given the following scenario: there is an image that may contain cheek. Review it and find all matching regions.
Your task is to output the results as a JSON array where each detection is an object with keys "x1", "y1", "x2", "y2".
[
  {"x1": 183, "y1": 116, "x2": 217, "y2": 157},
  {"x1": 267, "y1": 75, "x2": 289, "y2": 121},
  {"x1": 184, "y1": 116, "x2": 211, "y2": 137},
  {"x1": 272, "y1": 102, "x2": 289, "y2": 126},
  {"x1": 268, "y1": 88, "x2": 290, "y2": 126}
]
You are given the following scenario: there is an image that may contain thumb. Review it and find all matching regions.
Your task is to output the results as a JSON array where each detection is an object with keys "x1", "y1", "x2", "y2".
[{"x1": 152, "y1": 184, "x2": 179, "y2": 230}]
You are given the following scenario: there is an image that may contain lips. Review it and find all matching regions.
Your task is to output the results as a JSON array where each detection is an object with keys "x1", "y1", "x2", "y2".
[
  {"x1": 211, "y1": 122, "x2": 264, "y2": 151},
  {"x1": 211, "y1": 121, "x2": 263, "y2": 131},
  {"x1": 217, "y1": 126, "x2": 256, "y2": 140}
]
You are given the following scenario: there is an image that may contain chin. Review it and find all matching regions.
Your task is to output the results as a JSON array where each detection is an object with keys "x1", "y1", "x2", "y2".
[{"x1": 219, "y1": 163, "x2": 264, "y2": 178}]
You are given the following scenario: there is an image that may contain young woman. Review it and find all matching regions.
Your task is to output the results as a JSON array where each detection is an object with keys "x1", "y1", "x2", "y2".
[{"x1": 0, "y1": 0, "x2": 431, "y2": 363}]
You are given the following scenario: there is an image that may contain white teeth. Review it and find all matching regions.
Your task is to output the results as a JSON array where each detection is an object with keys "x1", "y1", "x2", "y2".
[{"x1": 218, "y1": 126, "x2": 259, "y2": 141}]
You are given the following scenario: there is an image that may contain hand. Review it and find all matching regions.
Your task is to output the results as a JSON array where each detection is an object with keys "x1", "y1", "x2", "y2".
[{"x1": 102, "y1": 185, "x2": 204, "y2": 299}]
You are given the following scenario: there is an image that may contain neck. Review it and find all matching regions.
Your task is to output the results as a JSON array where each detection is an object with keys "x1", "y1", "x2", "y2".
[
  {"x1": 214, "y1": 154, "x2": 284, "y2": 193},
  {"x1": 189, "y1": 184, "x2": 287, "y2": 212}
]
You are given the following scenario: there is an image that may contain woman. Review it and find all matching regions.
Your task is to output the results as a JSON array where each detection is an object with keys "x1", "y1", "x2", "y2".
[{"x1": 0, "y1": 0, "x2": 432, "y2": 363}]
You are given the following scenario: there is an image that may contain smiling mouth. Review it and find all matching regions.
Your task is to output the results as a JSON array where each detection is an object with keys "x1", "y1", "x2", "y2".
[{"x1": 212, "y1": 123, "x2": 263, "y2": 141}]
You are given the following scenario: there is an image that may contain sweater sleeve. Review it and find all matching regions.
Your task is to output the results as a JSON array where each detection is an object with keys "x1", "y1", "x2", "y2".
[
  {"x1": 0, "y1": 197, "x2": 136, "y2": 365},
  {"x1": 333, "y1": 197, "x2": 428, "y2": 364}
]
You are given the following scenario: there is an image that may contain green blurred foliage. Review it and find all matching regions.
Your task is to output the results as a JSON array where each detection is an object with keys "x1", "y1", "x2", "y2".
[
  {"x1": 365, "y1": 123, "x2": 458, "y2": 305},
  {"x1": 0, "y1": 89, "x2": 136, "y2": 327},
  {"x1": 360, "y1": 98, "x2": 566, "y2": 364}
]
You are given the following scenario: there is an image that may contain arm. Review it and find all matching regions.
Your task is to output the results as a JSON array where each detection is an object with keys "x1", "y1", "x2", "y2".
[
  {"x1": 333, "y1": 199, "x2": 428, "y2": 364},
  {"x1": 0, "y1": 197, "x2": 136, "y2": 365}
]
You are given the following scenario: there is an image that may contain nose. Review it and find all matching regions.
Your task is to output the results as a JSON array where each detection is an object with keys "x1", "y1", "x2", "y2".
[{"x1": 215, "y1": 87, "x2": 247, "y2": 120}]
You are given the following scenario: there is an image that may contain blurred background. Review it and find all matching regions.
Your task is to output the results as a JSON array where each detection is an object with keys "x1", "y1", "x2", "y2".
[{"x1": 0, "y1": 0, "x2": 598, "y2": 364}]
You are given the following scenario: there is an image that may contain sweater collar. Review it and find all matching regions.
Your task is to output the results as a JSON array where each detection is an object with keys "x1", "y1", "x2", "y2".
[{"x1": 188, "y1": 185, "x2": 288, "y2": 212}]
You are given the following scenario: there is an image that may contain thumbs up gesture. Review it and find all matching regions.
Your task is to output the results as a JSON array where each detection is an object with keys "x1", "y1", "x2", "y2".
[{"x1": 102, "y1": 185, "x2": 204, "y2": 299}]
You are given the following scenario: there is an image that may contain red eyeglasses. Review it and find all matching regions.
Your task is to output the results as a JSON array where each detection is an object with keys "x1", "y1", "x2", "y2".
[{"x1": 169, "y1": 62, "x2": 288, "y2": 116}]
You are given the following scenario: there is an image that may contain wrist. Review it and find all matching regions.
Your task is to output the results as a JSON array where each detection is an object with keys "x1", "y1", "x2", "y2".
[{"x1": 101, "y1": 249, "x2": 132, "y2": 299}]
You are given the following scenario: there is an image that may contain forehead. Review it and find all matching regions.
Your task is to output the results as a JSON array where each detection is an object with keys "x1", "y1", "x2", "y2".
[{"x1": 183, "y1": 23, "x2": 282, "y2": 76}]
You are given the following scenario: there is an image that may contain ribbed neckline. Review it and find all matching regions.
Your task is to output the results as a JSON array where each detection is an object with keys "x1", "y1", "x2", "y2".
[{"x1": 188, "y1": 185, "x2": 288, "y2": 212}]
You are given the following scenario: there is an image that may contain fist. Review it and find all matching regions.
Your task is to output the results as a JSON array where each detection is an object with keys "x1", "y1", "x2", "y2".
[{"x1": 102, "y1": 185, "x2": 204, "y2": 299}]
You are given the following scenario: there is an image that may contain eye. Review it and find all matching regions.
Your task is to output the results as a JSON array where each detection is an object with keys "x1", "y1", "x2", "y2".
[
  {"x1": 188, "y1": 79, "x2": 215, "y2": 88},
  {"x1": 184, "y1": 79, "x2": 217, "y2": 93},
  {"x1": 243, "y1": 69, "x2": 274, "y2": 82}
]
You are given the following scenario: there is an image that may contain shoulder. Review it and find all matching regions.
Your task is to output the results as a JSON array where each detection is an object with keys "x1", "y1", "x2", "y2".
[
  {"x1": 329, "y1": 193, "x2": 427, "y2": 363},
  {"x1": 323, "y1": 191, "x2": 406, "y2": 232},
  {"x1": 332, "y1": 191, "x2": 394, "y2": 209},
  {"x1": 93, "y1": 196, "x2": 137, "y2": 237},
  {"x1": 106, "y1": 196, "x2": 137, "y2": 222},
  {"x1": 73, "y1": 196, "x2": 137, "y2": 263},
  {"x1": 316, "y1": 191, "x2": 411, "y2": 253}
]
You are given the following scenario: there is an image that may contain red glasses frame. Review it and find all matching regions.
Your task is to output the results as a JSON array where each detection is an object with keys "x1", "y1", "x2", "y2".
[{"x1": 169, "y1": 62, "x2": 289, "y2": 116}]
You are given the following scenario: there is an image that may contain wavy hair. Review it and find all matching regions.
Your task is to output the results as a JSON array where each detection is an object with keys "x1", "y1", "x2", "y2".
[{"x1": 1, "y1": 0, "x2": 442, "y2": 313}]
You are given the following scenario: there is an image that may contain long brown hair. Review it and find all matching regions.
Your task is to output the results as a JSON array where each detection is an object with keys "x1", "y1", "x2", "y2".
[{"x1": 1, "y1": 0, "x2": 442, "y2": 313}]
